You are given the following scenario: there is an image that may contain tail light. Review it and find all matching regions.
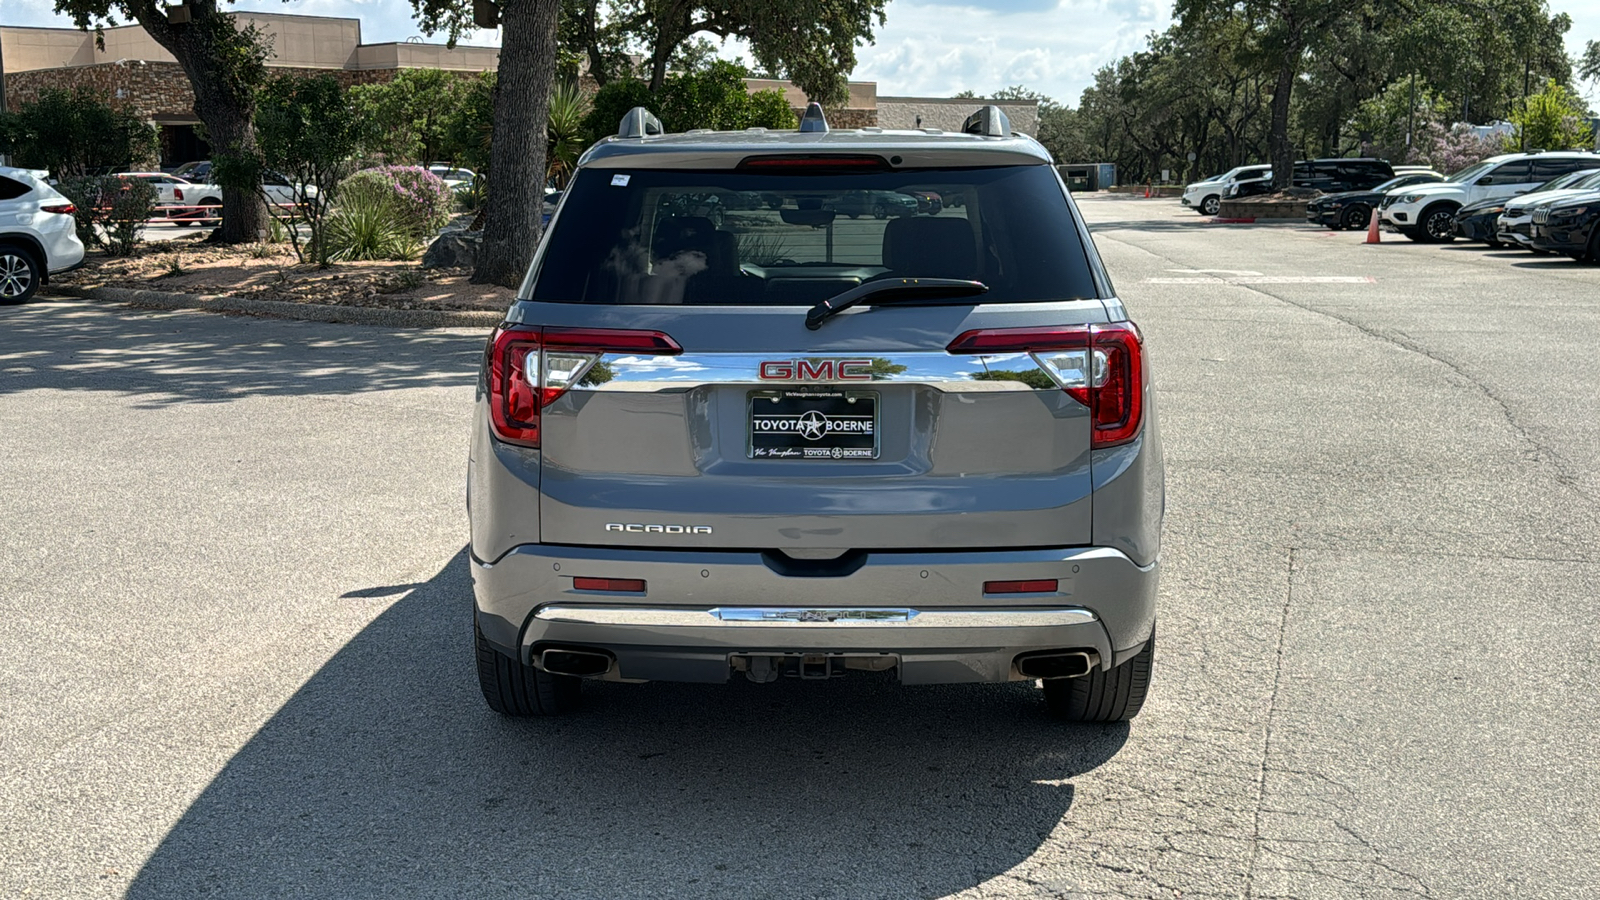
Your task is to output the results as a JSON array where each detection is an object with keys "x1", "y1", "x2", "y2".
[
  {"x1": 40, "y1": 203, "x2": 76, "y2": 215},
  {"x1": 486, "y1": 324, "x2": 681, "y2": 448},
  {"x1": 946, "y1": 322, "x2": 1144, "y2": 448},
  {"x1": 173, "y1": 188, "x2": 184, "y2": 201}
]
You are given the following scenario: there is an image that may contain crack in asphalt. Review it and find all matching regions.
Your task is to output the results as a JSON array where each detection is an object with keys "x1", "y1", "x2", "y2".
[
  {"x1": 1242, "y1": 546, "x2": 1296, "y2": 899},
  {"x1": 1098, "y1": 231, "x2": 1597, "y2": 510}
]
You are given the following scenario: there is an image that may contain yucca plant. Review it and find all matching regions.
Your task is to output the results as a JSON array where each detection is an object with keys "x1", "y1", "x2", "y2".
[
  {"x1": 323, "y1": 190, "x2": 420, "y2": 262},
  {"x1": 547, "y1": 82, "x2": 593, "y2": 190}
]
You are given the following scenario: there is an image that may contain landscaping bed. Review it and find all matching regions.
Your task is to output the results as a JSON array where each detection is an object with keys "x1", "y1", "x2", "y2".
[{"x1": 53, "y1": 232, "x2": 515, "y2": 313}]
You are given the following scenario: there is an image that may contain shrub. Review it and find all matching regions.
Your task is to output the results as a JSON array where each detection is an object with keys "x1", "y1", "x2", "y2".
[
  {"x1": 103, "y1": 178, "x2": 159, "y2": 257},
  {"x1": 339, "y1": 166, "x2": 454, "y2": 239},
  {"x1": 53, "y1": 175, "x2": 158, "y2": 255},
  {"x1": 324, "y1": 189, "x2": 421, "y2": 262},
  {"x1": 54, "y1": 176, "x2": 111, "y2": 249}
]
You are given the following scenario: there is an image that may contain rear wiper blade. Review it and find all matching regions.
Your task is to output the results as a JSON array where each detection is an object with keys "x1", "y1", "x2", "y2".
[{"x1": 805, "y1": 278, "x2": 988, "y2": 330}]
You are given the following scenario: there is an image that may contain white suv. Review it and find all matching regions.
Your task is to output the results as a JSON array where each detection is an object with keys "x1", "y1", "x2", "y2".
[
  {"x1": 1181, "y1": 165, "x2": 1269, "y2": 216},
  {"x1": 1380, "y1": 151, "x2": 1600, "y2": 242},
  {"x1": 0, "y1": 167, "x2": 85, "y2": 304}
]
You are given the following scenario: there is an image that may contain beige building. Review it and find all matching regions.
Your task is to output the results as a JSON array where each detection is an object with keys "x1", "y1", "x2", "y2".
[
  {"x1": 2, "y1": 12, "x2": 1038, "y2": 166},
  {"x1": 1, "y1": 14, "x2": 500, "y2": 166}
]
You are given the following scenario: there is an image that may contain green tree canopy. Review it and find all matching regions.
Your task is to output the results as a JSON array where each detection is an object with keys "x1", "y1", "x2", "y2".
[{"x1": 0, "y1": 87, "x2": 156, "y2": 177}]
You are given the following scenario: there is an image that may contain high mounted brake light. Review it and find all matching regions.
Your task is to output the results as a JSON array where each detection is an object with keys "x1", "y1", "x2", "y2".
[
  {"x1": 737, "y1": 155, "x2": 890, "y2": 172},
  {"x1": 486, "y1": 325, "x2": 681, "y2": 448},
  {"x1": 946, "y1": 322, "x2": 1144, "y2": 448}
]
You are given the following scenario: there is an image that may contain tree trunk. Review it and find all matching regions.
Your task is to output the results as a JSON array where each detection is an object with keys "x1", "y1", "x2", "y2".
[
  {"x1": 128, "y1": 0, "x2": 270, "y2": 244},
  {"x1": 473, "y1": 0, "x2": 560, "y2": 288},
  {"x1": 1268, "y1": 48, "x2": 1297, "y2": 190}
]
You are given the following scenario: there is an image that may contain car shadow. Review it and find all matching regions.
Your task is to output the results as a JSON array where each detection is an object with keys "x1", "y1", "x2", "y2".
[
  {"x1": 0, "y1": 299, "x2": 487, "y2": 404},
  {"x1": 126, "y1": 551, "x2": 1128, "y2": 899}
]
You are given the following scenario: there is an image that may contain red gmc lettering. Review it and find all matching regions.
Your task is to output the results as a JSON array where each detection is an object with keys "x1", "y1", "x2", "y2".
[
  {"x1": 796, "y1": 359, "x2": 832, "y2": 380},
  {"x1": 758, "y1": 359, "x2": 874, "y2": 381}
]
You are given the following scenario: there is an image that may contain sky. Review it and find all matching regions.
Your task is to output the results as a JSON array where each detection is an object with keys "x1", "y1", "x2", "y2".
[{"x1": 5, "y1": 0, "x2": 1598, "y2": 106}]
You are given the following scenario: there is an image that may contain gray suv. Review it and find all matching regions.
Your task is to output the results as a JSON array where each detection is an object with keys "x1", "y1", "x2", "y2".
[{"x1": 468, "y1": 105, "x2": 1163, "y2": 721}]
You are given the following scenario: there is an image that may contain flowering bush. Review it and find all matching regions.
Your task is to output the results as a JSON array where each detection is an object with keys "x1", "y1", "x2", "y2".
[{"x1": 338, "y1": 166, "x2": 454, "y2": 239}]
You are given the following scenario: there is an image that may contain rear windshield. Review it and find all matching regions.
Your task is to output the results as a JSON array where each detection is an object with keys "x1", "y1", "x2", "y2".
[{"x1": 529, "y1": 164, "x2": 1099, "y2": 305}]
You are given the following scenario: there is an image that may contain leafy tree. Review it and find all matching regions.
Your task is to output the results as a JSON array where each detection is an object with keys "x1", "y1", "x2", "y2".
[
  {"x1": 351, "y1": 69, "x2": 471, "y2": 165},
  {"x1": 253, "y1": 74, "x2": 373, "y2": 266},
  {"x1": 51, "y1": 0, "x2": 272, "y2": 243},
  {"x1": 441, "y1": 72, "x2": 497, "y2": 173},
  {"x1": 568, "y1": 0, "x2": 887, "y2": 106},
  {"x1": 409, "y1": 0, "x2": 562, "y2": 287},
  {"x1": 0, "y1": 87, "x2": 157, "y2": 177},
  {"x1": 1506, "y1": 79, "x2": 1594, "y2": 151},
  {"x1": 582, "y1": 61, "x2": 798, "y2": 143}
]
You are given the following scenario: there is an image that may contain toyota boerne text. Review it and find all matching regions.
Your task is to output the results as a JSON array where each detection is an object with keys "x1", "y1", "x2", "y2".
[{"x1": 467, "y1": 104, "x2": 1163, "y2": 722}]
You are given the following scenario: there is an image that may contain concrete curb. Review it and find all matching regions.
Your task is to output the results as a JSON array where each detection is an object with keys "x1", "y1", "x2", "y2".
[
  {"x1": 51, "y1": 284, "x2": 506, "y2": 329},
  {"x1": 1205, "y1": 216, "x2": 1307, "y2": 225}
]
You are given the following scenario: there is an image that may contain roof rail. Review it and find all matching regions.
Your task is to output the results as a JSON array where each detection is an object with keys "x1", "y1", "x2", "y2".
[
  {"x1": 799, "y1": 102, "x2": 829, "y2": 134},
  {"x1": 618, "y1": 107, "x2": 664, "y2": 139},
  {"x1": 961, "y1": 105, "x2": 1011, "y2": 137}
]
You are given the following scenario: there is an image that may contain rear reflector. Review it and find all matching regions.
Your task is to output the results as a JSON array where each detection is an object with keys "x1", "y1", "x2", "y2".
[
  {"x1": 984, "y1": 579, "x2": 1059, "y2": 594},
  {"x1": 485, "y1": 324, "x2": 681, "y2": 448},
  {"x1": 946, "y1": 321, "x2": 1144, "y2": 449},
  {"x1": 573, "y1": 577, "x2": 647, "y2": 593}
]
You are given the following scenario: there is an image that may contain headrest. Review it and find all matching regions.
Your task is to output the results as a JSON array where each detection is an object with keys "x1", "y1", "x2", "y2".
[{"x1": 882, "y1": 216, "x2": 977, "y2": 279}]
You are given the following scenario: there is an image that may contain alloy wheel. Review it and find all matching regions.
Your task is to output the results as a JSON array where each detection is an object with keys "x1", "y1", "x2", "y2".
[
  {"x1": 1201, "y1": 196, "x2": 1220, "y2": 216},
  {"x1": 1425, "y1": 209, "x2": 1456, "y2": 241},
  {"x1": 0, "y1": 252, "x2": 35, "y2": 300}
]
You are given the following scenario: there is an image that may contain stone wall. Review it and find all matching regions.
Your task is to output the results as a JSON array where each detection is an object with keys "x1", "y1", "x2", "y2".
[{"x1": 876, "y1": 98, "x2": 1039, "y2": 136}]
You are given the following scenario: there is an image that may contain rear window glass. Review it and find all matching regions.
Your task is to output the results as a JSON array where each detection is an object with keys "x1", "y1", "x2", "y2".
[
  {"x1": 0, "y1": 176, "x2": 32, "y2": 201},
  {"x1": 530, "y1": 165, "x2": 1099, "y2": 305}
]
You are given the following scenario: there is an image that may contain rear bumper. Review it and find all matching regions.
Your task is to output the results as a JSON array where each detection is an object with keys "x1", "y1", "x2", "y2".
[{"x1": 471, "y1": 543, "x2": 1158, "y2": 685}]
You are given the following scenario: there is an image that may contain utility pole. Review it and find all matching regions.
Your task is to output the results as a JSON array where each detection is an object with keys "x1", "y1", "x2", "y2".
[{"x1": 1406, "y1": 72, "x2": 1416, "y2": 153}]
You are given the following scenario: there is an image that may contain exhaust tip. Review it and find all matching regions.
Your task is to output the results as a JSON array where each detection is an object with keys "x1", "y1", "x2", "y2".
[
  {"x1": 1015, "y1": 650, "x2": 1097, "y2": 680},
  {"x1": 539, "y1": 647, "x2": 614, "y2": 678}
]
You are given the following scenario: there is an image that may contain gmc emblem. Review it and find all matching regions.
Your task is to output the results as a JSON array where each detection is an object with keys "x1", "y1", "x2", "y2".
[{"x1": 758, "y1": 359, "x2": 873, "y2": 381}]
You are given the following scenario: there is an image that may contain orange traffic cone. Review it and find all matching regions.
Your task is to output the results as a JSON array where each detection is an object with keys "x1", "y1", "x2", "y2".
[
  {"x1": 1144, "y1": 183, "x2": 1152, "y2": 198},
  {"x1": 1365, "y1": 208, "x2": 1381, "y2": 244}
]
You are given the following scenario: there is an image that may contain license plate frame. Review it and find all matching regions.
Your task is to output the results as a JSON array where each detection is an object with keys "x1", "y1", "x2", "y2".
[{"x1": 747, "y1": 389, "x2": 880, "y2": 460}]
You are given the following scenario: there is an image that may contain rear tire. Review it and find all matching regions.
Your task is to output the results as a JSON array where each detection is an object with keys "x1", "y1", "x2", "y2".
[
  {"x1": 0, "y1": 245, "x2": 42, "y2": 304},
  {"x1": 1043, "y1": 631, "x2": 1154, "y2": 722},
  {"x1": 475, "y1": 623, "x2": 581, "y2": 716}
]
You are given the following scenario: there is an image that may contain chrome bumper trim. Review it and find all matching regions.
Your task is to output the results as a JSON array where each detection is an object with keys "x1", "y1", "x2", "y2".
[{"x1": 534, "y1": 605, "x2": 1098, "y2": 628}]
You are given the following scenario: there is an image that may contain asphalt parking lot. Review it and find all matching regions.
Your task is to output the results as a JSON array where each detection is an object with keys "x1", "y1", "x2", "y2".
[{"x1": 3, "y1": 193, "x2": 1597, "y2": 899}]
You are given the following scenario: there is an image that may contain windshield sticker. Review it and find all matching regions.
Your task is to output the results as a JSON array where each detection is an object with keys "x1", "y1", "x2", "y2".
[{"x1": 611, "y1": 174, "x2": 631, "y2": 187}]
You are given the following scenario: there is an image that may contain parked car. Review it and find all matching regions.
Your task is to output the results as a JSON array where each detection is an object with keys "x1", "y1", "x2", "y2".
[
  {"x1": 428, "y1": 164, "x2": 477, "y2": 191},
  {"x1": 160, "y1": 160, "x2": 316, "y2": 223},
  {"x1": 468, "y1": 104, "x2": 1161, "y2": 722},
  {"x1": 0, "y1": 166, "x2": 86, "y2": 303},
  {"x1": 1181, "y1": 165, "x2": 1270, "y2": 216},
  {"x1": 1453, "y1": 168, "x2": 1600, "y2": 246},
  {"x1": 828, "y1": 190, "x2": 918, "y2": 218},
  {"x1": 114, "y1": 172, "x2": 203, "y2": 220},
  {"x1": 1304, "y1": 171, "x2": 1444, "y2": 230},
  {"x1": 1528, "y1": 193, "x2": 1600, "y2": 260},
  {"x1": 1379, "y1": 150, "x2": 1600, "y2": 242},
  {"x1": 1227, "y1": 158, "x2": 1395, "y2": 199}
]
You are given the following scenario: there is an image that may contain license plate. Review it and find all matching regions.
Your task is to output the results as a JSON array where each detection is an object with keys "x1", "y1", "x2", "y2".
[{"x1": 748, "y1": 390, "x2": 879, "y2": 460}]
